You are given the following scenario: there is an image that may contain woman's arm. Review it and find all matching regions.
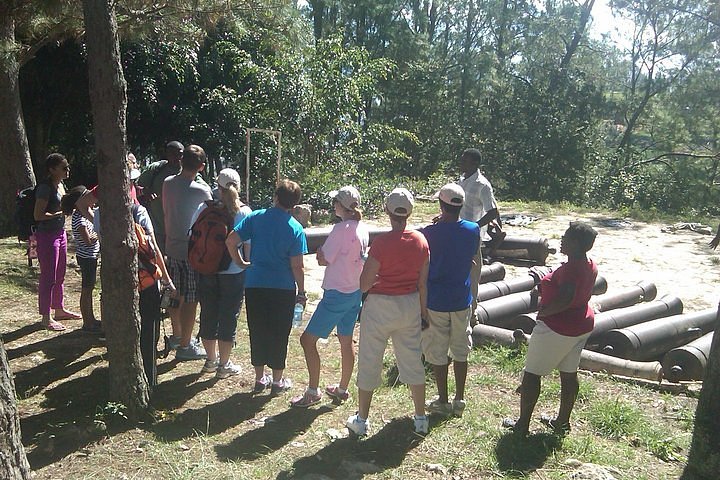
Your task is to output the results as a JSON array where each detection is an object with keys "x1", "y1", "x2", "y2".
[
  {"x1": 225, "y1": 231, "x2": 251, "y2": 268},
  {"x1": 34, "y1": 197, "x2": 62, "y2": 222},
  {"x1": 290, "y1": 254, "x2": 306, "y2": 307},
  {"x1": 417, "y1": 257, "x2": 429, "y2": 324},
  {"x1": 150, "y1": 232, "x2": 174, "y2": 292},
  {"x1": 359, "y1": 256, "x2": 380, "y2": 293},
  {"x1": 537, "y1": 283, "x2": 576, "y2": 318}
]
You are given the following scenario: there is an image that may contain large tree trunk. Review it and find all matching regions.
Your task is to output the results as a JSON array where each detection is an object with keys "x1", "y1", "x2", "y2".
[
  {"x1": 681, "y1": 306, "x2": 720, "y2": 479},
  {"x1": 82, "y1": 0, "x2": 149, "y2": 419},
  {"x1": 0, "y1": 3, "x2": 36, "y2": 234},
  {"x1": 0, "y1": 338, "x2": 32, "y2": 479}
]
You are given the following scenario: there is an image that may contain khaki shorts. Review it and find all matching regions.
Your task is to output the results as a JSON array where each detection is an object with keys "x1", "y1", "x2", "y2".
[
  {"x1": 356, "y1": 292, "x2": 425, "y2": 391},
  {"x1": 421, "y1": 308, "x2": 472, "y2": 364},
  {"x1": 524, "y1": 321, "x2": 591, "y2": 376}
]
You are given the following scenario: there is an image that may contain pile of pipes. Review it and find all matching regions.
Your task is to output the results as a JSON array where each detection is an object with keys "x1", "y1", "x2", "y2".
[
  {"x1": 307, "y1": 228, "x2": 555, "y2": 265},
  {"x1": 471, "y1": 264, "x2": 716, "y2": 383}
]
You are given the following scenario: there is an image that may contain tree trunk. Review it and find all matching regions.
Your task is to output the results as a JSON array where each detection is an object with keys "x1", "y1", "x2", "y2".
[
  {"x1": 0, "y1": 3, "x2": 36, "y2": 234},
  {"x1": 0, "y1": 338, "x2": 32, "y2": 479},
  {"x1": 681, "y1": 306, "x2": 720, "y2": 479},
  {"x1": 82, "y1": 0, "x2": 149, "y2": 420}
]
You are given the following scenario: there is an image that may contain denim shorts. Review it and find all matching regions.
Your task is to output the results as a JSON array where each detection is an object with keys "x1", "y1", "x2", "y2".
[{"x1": 305, "y1": 289, "x2": 362, "y2": 338}]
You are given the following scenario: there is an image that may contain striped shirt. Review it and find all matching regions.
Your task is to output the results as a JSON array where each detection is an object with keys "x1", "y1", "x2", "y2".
[{"x1": 72, "y1": 211, "x2": 100, "y2": 259}]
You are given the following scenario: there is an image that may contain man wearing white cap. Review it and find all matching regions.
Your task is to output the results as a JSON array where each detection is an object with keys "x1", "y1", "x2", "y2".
[
  {"x1": 347, "y1": 188, "x2": 430, "y2": 436},
  {"x1": 420, "y1": 183, "x2": 480, "y2": 418}
]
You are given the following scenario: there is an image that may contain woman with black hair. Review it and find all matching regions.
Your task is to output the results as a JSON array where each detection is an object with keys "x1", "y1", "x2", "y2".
[{"x1": 33, "y1": 153, "x2": 81, "y2": 331}]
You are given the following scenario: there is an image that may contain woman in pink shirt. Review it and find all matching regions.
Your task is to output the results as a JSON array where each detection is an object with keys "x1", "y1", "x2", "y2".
[{"x1": 291, "y1": 186, "x2": 369, "y2": 408}]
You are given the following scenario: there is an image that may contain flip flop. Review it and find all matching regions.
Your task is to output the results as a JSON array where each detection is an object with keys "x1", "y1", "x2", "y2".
[
  {"x1": 54, "y1": 311, "x2": 81, "y2": 321},
  {"x1": 44, "y1": 320, "x2": 66, "y2": 332}
]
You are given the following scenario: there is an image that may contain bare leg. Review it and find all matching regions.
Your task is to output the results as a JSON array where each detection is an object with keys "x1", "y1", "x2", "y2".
[
  {"x1": 453, "y1": 360, "x2": 468, "y2": 401},
  {"x1": 409, "y1": 383, "x2": 426, "y2": 417},
  {"x1": 338, "y1": 335, "x2": 355, "y2": 390},
  {"x1": 358, "y1": 388, "x2": 373, "y2": 419},
  {"x1": 516, "y1": 371, "x2": 541, "y2": 435},
  {"x1": 218, "y1": 340, "x2": 233, "y2": 365},
  {"x1": 300, "y1": 332, "x2": 321, "y2": 389},
  {"x1": 169, "y1": 298, "x2": 183, "y2": 339},
  {"x1": 179, "y1": 301, "x2": 198, "y2": 347},
  {"x1": 556, "y1": 371, "x2": 579, "y2": 426},
  {"x1": 432, "y1": 363, "x2": 450, "y2": 403},
  {"x1": 272, "y1": 368, "x2": 285, "y2": 383},
  {"x1": 254, "y1": 365, "x2": 265, "y2": 382},
  {"x1": 202, "y1": 339, "x2": 217, "y2": 362}
]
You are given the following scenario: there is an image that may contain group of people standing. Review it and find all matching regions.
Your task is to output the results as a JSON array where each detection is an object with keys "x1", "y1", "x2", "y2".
[{"x1": 33, "y1": 144, "x2": 598, "y2": 437}]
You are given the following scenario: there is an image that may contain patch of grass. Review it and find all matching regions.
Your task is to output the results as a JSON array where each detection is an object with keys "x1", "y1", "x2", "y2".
[
  {"x1": 477, "y1": 344, "x2": 526, "y2": 374},
  {"x1": 587, "y1": 398, "x2": 641, "y2": 439}
]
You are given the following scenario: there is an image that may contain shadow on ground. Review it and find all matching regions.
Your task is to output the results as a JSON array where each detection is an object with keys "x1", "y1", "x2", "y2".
[
  {"x1": 274, "y1": 416, "x2": 426, "y2": 479},
  {"x1": 494, "y1": 430, "x2": 562, "y2": 475},
  {"x1": 20, "y1": 366, "x2": 112, "y2": 470},
  {"x1": 152, "y1": 386, "x2": 274, "y2": 441}
]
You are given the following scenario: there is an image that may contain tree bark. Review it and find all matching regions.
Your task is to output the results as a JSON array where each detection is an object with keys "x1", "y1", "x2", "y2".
[
  {"x1": 681, "y1": 306, "x2": 720, "y2": 479},
  {"x1": 0, "y1": 338, "x2": 32, "y2": 479},
  {"x1": 0, "y1": 2, "x2": 36, "y2": 234},
  {"x1": 82, "y1": 0, "x2": 149, "y2": 420}
]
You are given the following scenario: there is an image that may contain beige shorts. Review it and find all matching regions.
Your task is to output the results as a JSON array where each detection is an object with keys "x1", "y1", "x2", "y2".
[
  {"x1": 356, "y1": 292, "x2": 425, "y2": 391},
  {"x1": 421, "y1": 308, "x2": 472, "y2": 364},
  {"x1": 524, "y1": 321, "x2": 590, "y2": 376}
]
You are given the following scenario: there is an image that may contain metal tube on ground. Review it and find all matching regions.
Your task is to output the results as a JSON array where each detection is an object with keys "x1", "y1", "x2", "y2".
[
  {"x1": 491, "y1": 236, "x2": 555, "y2": 265},
  {"x1": 588, "y1": 295, "x2": 684, "y2": 344},
  {"x1": 590, "y1": 281, "x2": 657, "y2": 313},
  {"x1": 662, "y1": 332, "x2": 715, "y2": 382},
  {"x1": 579, "y1": 350, "x2": 663, "y2": 382},
  {"x1": 471, "y1": 325, "x2": 662, "y2": 382},
  {"x1": 479, "y1": 262, "x2": 506, "y2": 284},
  {"x1": 471, "y1": 324, "x2": 526, "y2": 348},
  {"x1": 477, "y1": 273, "x2": 606, "y2": 302},
  {"x1": 476, "y1": 291, "x2": 536, "y2": 329},
  {"x1": 599, "y1": 308, "x2": 716, "y2": 361}
]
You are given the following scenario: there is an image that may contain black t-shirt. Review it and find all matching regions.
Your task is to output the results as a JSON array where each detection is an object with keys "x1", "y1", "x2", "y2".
[{"x1": 35, "y1": 182, "x2": 64, "y2": 232}]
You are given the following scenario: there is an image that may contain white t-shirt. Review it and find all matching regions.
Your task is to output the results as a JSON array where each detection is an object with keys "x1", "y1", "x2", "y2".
[{"x1": 458, "y1": 169, "x2": 498, "y2": 241}]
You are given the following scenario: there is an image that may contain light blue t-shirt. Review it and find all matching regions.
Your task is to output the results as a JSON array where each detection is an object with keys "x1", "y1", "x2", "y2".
[
  {"x1": 421, "y1": 220, "x2": 480, "y2": 312},
  {"x1": 234, "y1": 207, "x2": 308, "y2": 290}
]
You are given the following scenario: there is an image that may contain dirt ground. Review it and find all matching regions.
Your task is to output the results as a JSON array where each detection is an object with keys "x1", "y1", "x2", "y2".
[{"x1": 2, "y1": 204, "x2": 714, "y2": 479}]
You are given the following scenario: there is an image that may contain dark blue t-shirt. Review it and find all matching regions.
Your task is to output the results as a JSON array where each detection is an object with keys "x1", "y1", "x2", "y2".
[
  {"x1": 421, "y1": 220, "x2": 480, "y2": 312},
  {"x1": 234, "y1": 207, "x2": 308, "y2": 290}
]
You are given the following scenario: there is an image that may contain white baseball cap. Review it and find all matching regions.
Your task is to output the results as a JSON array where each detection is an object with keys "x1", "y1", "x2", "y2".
[
  {"x1": 217, "y1": 168, "x2": 241, "y2": 189},
  {"x1": 436, "y1": 183, "x2": 465, "y2": 206},
  {"x1": 385, "y1": 188, "x2": 414, "y2": 217},
  {"x1": 329, "y1": 186, "x2": 361, "y2": 210}
]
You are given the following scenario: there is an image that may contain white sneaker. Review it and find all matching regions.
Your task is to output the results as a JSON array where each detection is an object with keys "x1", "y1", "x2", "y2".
[
  {"x1": 346, "y1": 413, "x2": 369, "y2": 436},
  {"x1": 413, "y1": 415, "x2": 429, "y2": 434},
  {"x1": 452, "y1": 399, "x2": 466, "y2": 418},
  {"x1": 175, "y1": 343, "x2": 207, "y2": 361},
  {"x1": 216, "y1": 361, "x2": 241, "y2": 379}
]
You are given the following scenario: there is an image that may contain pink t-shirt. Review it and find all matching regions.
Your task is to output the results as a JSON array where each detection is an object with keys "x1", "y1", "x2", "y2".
[
  {"x1": 539, "y1": 257, "x2": 598, "y2": 337},
  {"x1": 321, "y1": 220, "x2": 369, "y2": 293},
  {"x1": 368, "y1": 230, "x2": 429, "y2": 296}
]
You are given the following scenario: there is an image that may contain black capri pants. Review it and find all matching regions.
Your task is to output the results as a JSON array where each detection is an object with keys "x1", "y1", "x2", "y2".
[
  {"x1": 198, "y1": 271, "x2": 246, "y2": 342},
  {"x1": 244, "y1": 287, "x2": 295, "y2": 370}
]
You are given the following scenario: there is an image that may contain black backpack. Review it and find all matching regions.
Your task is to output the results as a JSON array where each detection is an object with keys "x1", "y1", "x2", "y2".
[{"x1": 15, "y1": 186, "x2": 37, "y2": 241}]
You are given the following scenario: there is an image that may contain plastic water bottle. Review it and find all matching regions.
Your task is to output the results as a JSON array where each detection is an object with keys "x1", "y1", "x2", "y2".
[{"x1": 292, "y1": 303, "x2": 304, "y2": 328}]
